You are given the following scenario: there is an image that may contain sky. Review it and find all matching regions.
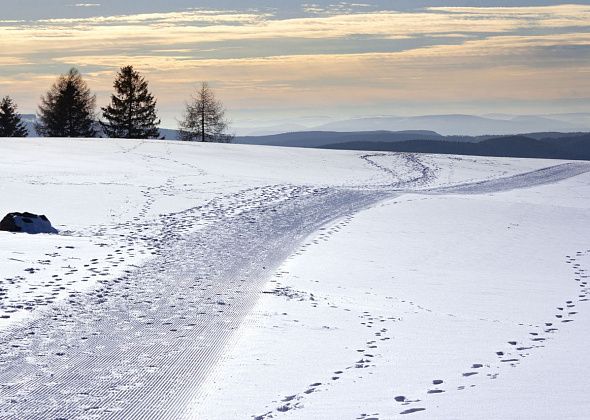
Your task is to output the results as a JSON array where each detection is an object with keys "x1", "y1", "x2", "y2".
[{"x1": 0, "y1": 0, "x2": 589, "y2": 130}]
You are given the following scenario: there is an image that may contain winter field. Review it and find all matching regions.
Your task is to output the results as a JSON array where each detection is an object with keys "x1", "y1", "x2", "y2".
[{"x1": 1, "y1": 137, "x2": 590, "y2": 419}]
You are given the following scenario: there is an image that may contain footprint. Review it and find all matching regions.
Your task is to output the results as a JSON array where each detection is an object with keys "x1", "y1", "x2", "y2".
[{"x1": 400, "y1": 408, "x2": 426, "y2": 415}]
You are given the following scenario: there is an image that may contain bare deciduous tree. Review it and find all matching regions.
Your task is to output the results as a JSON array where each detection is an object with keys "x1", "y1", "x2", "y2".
[{"x1": 179, "y1": 83, "x2": 233, "y2": 143}]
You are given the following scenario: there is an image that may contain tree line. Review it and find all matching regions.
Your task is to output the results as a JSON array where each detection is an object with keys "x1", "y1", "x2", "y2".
[{"x1": 0, "y1": 66, "x2": 233, "y2": 142}]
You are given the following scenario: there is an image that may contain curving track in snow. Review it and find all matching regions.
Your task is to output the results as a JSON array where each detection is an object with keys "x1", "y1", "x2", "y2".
[
  {"x1": 0, "y1": 188, "x2": 397, "y2": 419},
  {"x1": 423, "y1": 161, "x2": 590, "y2": 195}
]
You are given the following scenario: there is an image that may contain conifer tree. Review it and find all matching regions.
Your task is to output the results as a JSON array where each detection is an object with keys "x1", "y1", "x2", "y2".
[
  {"x1": 0, "y1": 96, "x2": 28, "y2": 137},
  {"x1": 36, "y1": 68, "x2": 97, "y2": 137},
  {"x1": 101, "y1": 66, "x2": 160, "y2": 139},
  {"x1": 179, "y1": 82, "x2": 233, "y2": 143}
]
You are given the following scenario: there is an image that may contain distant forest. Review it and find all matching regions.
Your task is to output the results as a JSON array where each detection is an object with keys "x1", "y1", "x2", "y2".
[
  {"x1": 322, "y1": 134, "x2": 590, "y2": 161},
  {"x1": 236, "y1": 131, "x2": 590, "y2": 161}
]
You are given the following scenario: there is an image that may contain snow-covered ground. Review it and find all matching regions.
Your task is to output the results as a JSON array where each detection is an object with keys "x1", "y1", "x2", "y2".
[{"x1": 0, "y1": 138, "x2": 589, "y2": 419}]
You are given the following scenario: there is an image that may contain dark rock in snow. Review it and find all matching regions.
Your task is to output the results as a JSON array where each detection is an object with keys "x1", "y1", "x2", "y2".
[{"x1": 0, "y1": 212, "x2": 58, "y2": 234}]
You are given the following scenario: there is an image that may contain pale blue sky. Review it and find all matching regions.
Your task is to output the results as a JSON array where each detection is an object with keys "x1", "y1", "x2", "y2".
[{"x1": 1, "y1": 1, "x2": 589, "y2": 128}]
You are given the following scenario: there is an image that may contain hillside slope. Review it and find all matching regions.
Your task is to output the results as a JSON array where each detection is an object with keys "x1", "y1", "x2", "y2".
[{"x1": 0, "y1": 138, "x2": 589, "y2": 419}]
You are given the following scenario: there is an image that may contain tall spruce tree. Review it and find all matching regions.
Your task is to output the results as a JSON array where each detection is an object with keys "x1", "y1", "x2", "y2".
[
  {"x1": 101, "y1": 66, "x2": 160, "y2": 139},
  {"x1": 0, "y1": 96, "x2": 28, "y2": 137},
  {"x1": 36, "y1": 68, "x2": 97, "y2": 137},
  {"x1": 179, "y1": 82, "x2": 233, "y2": 143}
]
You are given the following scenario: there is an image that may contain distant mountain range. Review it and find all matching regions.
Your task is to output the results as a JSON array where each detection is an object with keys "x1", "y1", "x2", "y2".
[
  {"x1": 237, "y1": 130, "x2": 590, "y2": 161},
  {"x1": 16, "y1": 113, "x2": 590, "y2": 160},
  {"x1": 235, "y1": 130, "x2": 445, "y2": 148},
  {"x1": 310, "y1": 114, "x2": 590, "y2": 136},
  {"x1": 234, "y1": 113, "x2": 590, "y2": 136},
  {"x1": 22, "y1": 112, "x2": 590, "y2": 139}
]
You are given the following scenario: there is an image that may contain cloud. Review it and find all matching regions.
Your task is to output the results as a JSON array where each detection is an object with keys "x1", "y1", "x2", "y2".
[
  {"x1": 49, "y1": 31, "x2": 590, "y2": 72},
  {"x1": 0, "y1": 57, "x2": 32, "y2": 66},
  {"x1": 1, "y1": 4, "x2": 589, "y2": 119},
  {"x1": 37, "y1": 10, "x2": 269, "y2": 26},
  {"x1": 5, "y1": 4, "x2": 590, "y2": 45}
]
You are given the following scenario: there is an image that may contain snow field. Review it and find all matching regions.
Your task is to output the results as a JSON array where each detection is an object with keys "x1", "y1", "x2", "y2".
[{"x1": 0, "y1": 137, "x2": 588, "y2": 419}]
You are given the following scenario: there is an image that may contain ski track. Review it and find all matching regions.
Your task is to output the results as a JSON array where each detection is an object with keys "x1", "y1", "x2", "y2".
[
  {"x1": 360, "y1": 153, "x2": 437, "y2": 189},
  {"x1": 1, "y1": 152, "x2": 589, "y2": 419},
  {"x1": 0, "y1": 185, "x2": 397, "y2": 419},
  {"x1": 423, "y1": 161, "x2": 590, "y2": 195}
]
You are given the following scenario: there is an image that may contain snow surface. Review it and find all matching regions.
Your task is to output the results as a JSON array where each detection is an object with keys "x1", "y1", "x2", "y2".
[{"x1": 0, "y1": 137, "x2": 589, "y2": 419}]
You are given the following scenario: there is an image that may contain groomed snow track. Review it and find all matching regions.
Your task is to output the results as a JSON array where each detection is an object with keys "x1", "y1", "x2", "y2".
[
  {"x1": 1, "y1": 153, "x2": 589, "y2": 419},
  {"x1": 424, "y1": 162, "x2": 590, "y2": 195},
  {"x1": 0, "y1": 185, "x2": 394, "y2": 420}
]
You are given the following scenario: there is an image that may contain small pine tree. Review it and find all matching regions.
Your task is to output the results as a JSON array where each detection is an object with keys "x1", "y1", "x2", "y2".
[
  {"x1": 179, "y1": 82, "x2": 233, "y2": 143},
  {"x1": 0, "y1": 96, "x2": 28, "y2": 137},
  {"x1": 36, "y1": 68, "x2": 97, "y2": 138},
  {"x1": 101, "y1": 66, "x2": 160, "y2": 139}
]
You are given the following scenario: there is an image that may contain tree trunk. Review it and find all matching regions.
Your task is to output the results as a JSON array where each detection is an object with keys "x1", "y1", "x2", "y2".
[{"x1": 201, "y1": 104, "x2": 205, "y2": 142}]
